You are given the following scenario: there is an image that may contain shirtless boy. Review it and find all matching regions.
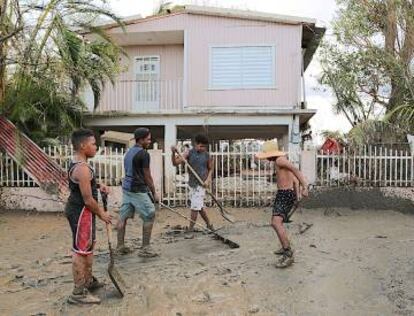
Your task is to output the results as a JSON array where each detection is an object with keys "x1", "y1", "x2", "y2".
[{"x1": 256, "y1": 141, "x2": 308, "y2": 268}]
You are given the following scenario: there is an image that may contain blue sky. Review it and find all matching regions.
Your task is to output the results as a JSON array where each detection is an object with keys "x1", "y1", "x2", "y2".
[{"x1": 107, "y1": 0, "x2": 350, "y2": 141}]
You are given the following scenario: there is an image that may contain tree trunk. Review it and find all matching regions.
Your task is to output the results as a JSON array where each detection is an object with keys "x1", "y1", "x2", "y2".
[
  {"x1": 386, "y1": 0, "x2": 414, "y2": 114},
  {"x1": 0, "y1": 0, "x2": 8, "y2": 105}
]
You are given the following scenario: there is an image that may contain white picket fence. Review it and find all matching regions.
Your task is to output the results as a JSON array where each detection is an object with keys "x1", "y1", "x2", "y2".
[
  {"x1": 163, "y1": 149, "x2": 278, "y2": 207},
  {"x1": 1, "y1": 144, "x2": 412, "y2": 207},
  {"x1": 316, "y1": 146, "x2": 414, "y2": 187},
  {"x1": 0, "y1": 146, "x2": 125, "y2": 187},
  {"x1": 0, "y1": 145, "x2": 280, "y2": 206}
]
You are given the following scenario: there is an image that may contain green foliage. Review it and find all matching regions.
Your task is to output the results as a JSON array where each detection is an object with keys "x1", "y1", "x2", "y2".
[
  {"x1": 0, "y1": 0, "x2": 124, "y2": 145},
  {"x1": 320, "y1": 0, "x2": 414, "y2": 136},
  {"x1": 2, "y1": 73, "x2": 83, "y2": 146},
  {"x1": 347, "y1": 120, "x2": 407, "y2": 146}
]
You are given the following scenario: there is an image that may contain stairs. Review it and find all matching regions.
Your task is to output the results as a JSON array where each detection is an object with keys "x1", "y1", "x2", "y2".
[{"x1": 0, "y1": 116, "x2": 69, "y2": 200}]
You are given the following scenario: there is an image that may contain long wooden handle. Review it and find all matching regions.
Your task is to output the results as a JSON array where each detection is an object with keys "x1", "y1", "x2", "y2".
[
  {"x1": 160, "y1": 202, "x2": 210, "y2": 233},
  {"x1": 106, "y1": 222, "x2": 112, "y2": 243},
  {"x1": 174, "y1": 149, "x2": 205, "y2": 185},
  {"x1": 173, "y1": 148, "x2": 234, "y2": 223},
  {"x1": 101, "y1": 192, "x2": 114, "y2": 258},
  {"x1": 159, "y1": 202, "x2": 239, "y2": 249}
]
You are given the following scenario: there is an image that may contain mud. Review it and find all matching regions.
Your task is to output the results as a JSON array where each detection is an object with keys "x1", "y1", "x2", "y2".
[
  {"x1": 0, "y1": 206, "x2": 414, "y2": 315},
  {"x1": 302, "y1": 187, "x2": 414, "y2": 214}
]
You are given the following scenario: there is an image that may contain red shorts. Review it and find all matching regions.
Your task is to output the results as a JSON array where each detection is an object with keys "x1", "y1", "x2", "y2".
[{"x1": 66, "y1": 206, "x2": 96, "y2": 255}]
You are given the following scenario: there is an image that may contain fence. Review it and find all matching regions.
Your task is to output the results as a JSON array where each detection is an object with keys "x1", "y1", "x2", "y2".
[
  {"x1": 1, "y1": 145, "x2": 413, "y2": 207},
  {"x1": 316, "y1": 146, "x2": 414, "y2": 187},
  {"x1": 163, "y1": 147, "x2": 279, "y2": 207},
  {"x1": 0, "y1": 146, "x2": 125, "y2": 188},
  {"x1": 0, "y1": 145, "x2": 280, "y2": 207}
]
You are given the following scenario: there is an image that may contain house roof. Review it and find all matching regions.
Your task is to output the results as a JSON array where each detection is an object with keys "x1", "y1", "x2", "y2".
[
  {"x1": 184, "y1": 5, "x2": 317, "y2": 25},
  {"x1": 92, "y1": 5, "x2": 325, "y2": 70}
]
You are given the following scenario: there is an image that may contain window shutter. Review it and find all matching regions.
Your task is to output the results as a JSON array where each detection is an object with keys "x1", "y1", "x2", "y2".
[{"x1": 210, "y1": 46, "x2": 274, "y2": 89}]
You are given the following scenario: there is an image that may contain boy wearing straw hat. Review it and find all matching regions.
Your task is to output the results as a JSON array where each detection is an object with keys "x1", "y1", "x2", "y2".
[{"x1": 256, "y1": 140, "x2": 308, "y2": 268}]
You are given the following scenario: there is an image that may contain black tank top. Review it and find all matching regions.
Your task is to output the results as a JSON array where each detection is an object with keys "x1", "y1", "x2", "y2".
[{"x1": 67, "y1": 161, "x2": 98, "y2": 207}]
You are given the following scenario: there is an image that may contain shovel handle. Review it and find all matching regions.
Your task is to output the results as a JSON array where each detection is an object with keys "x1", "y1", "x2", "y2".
[
  {"x1": 173, "y1": 148, "x2": 205, "y2": 186},
  {"x1": 101, "y1": 191, "x2": 114, "y2": 251},
  {"x1": 173, "y1": 148, "x2": 234, "y2": 223}
]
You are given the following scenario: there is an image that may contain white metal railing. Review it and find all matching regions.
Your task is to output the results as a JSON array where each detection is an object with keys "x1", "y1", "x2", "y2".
[
  {"x1": 0, "y1": 146, "x2": 125, "y2": 187},
  {"x1": 94, "y1": 79, "x2": 183, "y2": 113},
  {"x1": 0, "y1": 145, "x2": 282, "y2": 207},
  {"x1": 2, "y1": 144, "x2": 413, "y2": 206},
  {"x1": 316, "y1": 146, "x2": 414, "y2": 187},
  {"x1": 163, "y1": 146, "x2": 280, "y2": 207}
]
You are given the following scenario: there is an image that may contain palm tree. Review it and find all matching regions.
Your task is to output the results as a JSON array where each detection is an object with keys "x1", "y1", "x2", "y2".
[{"x1": 1, "y1": 0, "x2": 125, "y2": 144}]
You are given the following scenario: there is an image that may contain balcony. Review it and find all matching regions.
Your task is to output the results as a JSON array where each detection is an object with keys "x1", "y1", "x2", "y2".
[{"x1": 91, "y1": 79, "x2": 183, "y2": 113}]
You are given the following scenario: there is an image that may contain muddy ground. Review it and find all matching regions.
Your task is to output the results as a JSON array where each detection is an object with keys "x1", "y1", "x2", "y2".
[{"x1": 0, "y1": 206, "x2": 414, "y2": 316}]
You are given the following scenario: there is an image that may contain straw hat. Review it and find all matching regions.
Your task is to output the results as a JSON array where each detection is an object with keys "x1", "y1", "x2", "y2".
[{"x1": 255, "y1": 140, "x2": 286, "y2": 160}]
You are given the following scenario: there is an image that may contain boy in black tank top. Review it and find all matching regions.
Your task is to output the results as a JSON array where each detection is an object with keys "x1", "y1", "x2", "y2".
[{"x1": 65, "y1": 129, "x2": 112, "y2": 305}]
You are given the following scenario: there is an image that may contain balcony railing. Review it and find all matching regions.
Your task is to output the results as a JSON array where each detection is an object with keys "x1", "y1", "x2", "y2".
[{"x1": 93, "y1": 79, "x2": 183, "y2": 113}]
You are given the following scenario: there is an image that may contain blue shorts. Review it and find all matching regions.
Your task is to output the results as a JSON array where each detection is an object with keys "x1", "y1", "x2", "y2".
[{"x1": 119, "y1": 190, "x2": 155, "y2": 223}]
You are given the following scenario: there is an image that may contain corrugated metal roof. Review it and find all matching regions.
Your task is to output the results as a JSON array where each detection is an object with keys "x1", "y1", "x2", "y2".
[
  {"x1": 0, "y1": 117, "x2": 69, "y2": 200},
  {"x1": 96, "y1": 5, "x2": 318, "y2": 29},
  {"x1": 183, "y1": 5, "x2": 316, "y2": 25}
]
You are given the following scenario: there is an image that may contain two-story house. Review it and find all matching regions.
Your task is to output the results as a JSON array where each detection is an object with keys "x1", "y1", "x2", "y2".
[{"x1": 83, "y1": 5, "x2": 325, "y2": 184}]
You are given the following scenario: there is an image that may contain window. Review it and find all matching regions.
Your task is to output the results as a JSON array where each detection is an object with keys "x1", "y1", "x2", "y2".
[{"x1": 209, "y1": 45, "x2": 275, "y2": 89}]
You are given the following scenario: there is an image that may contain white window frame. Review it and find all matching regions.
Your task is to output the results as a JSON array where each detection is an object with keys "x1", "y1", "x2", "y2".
[
  {"x1": 134, "y1": 55, "x2": 161, "y2": 80},
  {"x1": 133, "y1": 55, "x2": 161, "y2": 111},
  {"x1": 208, "y1": 44, "x2": 276, "y2": 90}
]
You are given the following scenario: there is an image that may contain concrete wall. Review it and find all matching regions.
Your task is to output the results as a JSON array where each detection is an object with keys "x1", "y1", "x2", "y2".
[
  {"x1": 148, "y1": 149, "x2": 163, "y2": 197},
  {"x1": 0, "y1": 187, "x2": 124, "y2": 212},
  {"x1": 302, "y1": 187, "x2": 414, "y2": 214},
  {"x1": 2, "y1": 186, "x2": 413, "y2": 213},
  {"x1": 301, "y1": 149, "x2": 317, "y2": 185}
]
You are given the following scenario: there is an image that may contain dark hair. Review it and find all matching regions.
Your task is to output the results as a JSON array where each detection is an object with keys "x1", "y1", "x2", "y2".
[
  {"x1": 194, "y1": 134, "x2": 209, "y2": 145},
  {"x1": 71, "y1": 129, "x2": 95, "y2": 150},
  {"x1": 134, "y1": 127, "x2": 151, "y2": 142}
]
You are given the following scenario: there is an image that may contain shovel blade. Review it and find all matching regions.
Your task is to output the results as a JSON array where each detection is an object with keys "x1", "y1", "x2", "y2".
[
  {"x1": 108, "y1": 262, "x2": 126, "y2": 297},
  {"x1": 212, "y1": 233, "x2": 240, "y2": 249}
]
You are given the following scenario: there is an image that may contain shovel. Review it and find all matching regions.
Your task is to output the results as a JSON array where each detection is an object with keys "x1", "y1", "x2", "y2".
[
  {"x1": 101, "y1": 192, "x2": 126, "y2": 297},
  {"x1": 158, "y1": 201, "x2": 240, "y2": 249},
  {"x1": 173, "y1": 148, "x2": 235, "y2": 223}
]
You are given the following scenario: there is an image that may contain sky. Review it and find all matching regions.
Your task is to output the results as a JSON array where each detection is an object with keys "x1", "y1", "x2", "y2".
[{"x1": 107, "y1": 0, "x2": 352, "y2": 142}]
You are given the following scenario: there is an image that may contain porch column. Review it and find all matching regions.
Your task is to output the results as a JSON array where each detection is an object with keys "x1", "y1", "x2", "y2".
[
  {"x1": 164, "y1": 122, "x2": 177, "y2": 193},
  {"x1": 288, "y1": 115, "x2": 301, "y2": 167}
]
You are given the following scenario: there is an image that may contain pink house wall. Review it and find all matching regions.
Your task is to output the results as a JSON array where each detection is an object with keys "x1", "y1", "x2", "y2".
[
  {"x1": 185, "y1": 15, "x2": 302, "y2": 109},
  {"x1": 98, "y1": 45, "x2": 183, "y2": 112},
  {"x1": 120, "y1": 45, "x2": 184, "y2": 80},
  {"x1": 106, "y1": 13, "x2": 302, "y2": 111}
]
